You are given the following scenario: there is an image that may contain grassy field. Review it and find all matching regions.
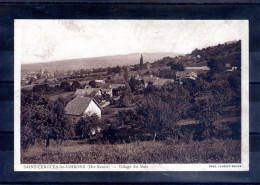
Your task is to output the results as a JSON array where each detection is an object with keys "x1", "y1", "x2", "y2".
[
  {"x1": 21, "y1": 139, "x2": 241, "y2": 164},
  {"x1": 45, "y1": 91, "x2": 75, "y2": 101}
]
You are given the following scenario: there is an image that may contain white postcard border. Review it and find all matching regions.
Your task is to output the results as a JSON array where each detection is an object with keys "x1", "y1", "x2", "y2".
[{"x1": 14, "y1": 19, "x2": 249, "y2": 171}]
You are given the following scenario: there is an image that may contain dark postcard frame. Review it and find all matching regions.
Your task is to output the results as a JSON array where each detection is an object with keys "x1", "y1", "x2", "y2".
[{"x1": 0, "y1": 1, "x2": 260, "y2": 183}]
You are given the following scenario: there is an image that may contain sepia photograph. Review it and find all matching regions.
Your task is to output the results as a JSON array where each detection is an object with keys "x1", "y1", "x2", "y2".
[{"x1": 14, "y1": 20, "x2": 249, "y2": 171}]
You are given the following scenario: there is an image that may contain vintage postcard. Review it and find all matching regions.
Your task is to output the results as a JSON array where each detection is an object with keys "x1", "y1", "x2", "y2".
[{"x1": 14, "y1": 20, "x2": 249, "y2": 171}]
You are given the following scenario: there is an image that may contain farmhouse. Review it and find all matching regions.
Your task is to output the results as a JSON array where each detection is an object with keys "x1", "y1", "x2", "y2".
[
  {"x1": 136, "y1": 76, "x2": 174, "y2": 88},
  {"x1": 65, "y1": 96, "x2": 102, "y2": 123},
  {"x1": 110, "y1": 84, "x2": 125, "y2": 89},
  {"x1": 226, "y1": 63, "x2": 238, "y2": 71},
  {"x1": 153, "y1": 78, "x2": 174, "y2": 87},
  {"x1": 109, "y1": 84, "x2": 125, "y2": 96},
  {"x1": 176, "y1": 71, "x2": 198, "y2": 80},
  {"x1": 94, "y1": 79, "x2": 105, "y2": 88},
  {"x1": 185, "y1": 66, "x2": 210, "y2": 71},
  {"x1": 95, "y1": 79, "x2": 105, "y2": 83}
]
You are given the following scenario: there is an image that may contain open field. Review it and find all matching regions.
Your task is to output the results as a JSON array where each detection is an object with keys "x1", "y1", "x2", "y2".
[
  {"x1": 21, "y1": 139, "x2": 241, "y2": 164},
  {"x1": 45, "y1": 91, "x2": 75, "y2": 101}
]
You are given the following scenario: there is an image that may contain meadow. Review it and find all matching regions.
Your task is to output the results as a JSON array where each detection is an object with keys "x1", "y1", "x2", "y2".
[{"x1": 21, "y1": 139, "x2": 241, "y2": 164}]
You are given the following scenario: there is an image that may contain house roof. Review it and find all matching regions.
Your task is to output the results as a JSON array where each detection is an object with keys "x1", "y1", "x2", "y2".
[
  {"x1": 110, "y1": 84, "x2": 125, "y2": 89},
  {"x1": 153, "y1": 78, "x2": 173, "y2": 86},
  {"x1": 65, "y1": 96, "x2": 92, "y2": 116},
  {"x1": 65, "y1": 96, "x2": 101, "y2": 116},
  {"x1": 185, "y1": 66, "x2": 209, "y2": 70},
  {"x1": 176, "y1": 71, "x2": 197, "y2": 78},
  {"x1": 95, "y1": 79, "x2": 105, "y2": 83}
]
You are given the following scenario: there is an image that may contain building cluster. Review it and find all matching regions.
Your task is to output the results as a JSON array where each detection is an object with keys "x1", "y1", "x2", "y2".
[
  {"x1": 21, "y1": 68, "x2": 57, "y2": 86},
  {"x1": 64, "y1": 54, "x2": 240, "y2": 122},
  {"x1": 65, "y1": 82, "x2": 126, "y2": 120},
  {"x1": 25, "y1": 54, "x2": 239, "y2": 137}
]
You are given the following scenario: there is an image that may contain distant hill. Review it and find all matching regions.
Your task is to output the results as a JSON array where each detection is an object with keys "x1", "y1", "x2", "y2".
[
  {"x1": 22, "y1": 53, "x2": 181, "y2": 73},
  {"x1": 150, "y1": 40, "x2": 241, "y2": 69}
]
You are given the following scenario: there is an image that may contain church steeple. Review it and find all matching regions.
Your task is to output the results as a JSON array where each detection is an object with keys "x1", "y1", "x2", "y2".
[{"x1": 140, "y1": 54, "x2": 143, "y2": 70}]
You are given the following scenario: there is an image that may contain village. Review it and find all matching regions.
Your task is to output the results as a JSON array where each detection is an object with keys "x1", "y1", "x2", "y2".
[
  {"x1": 21, "y1": 40, "x2": 242, "y2": 164},
  {"x1": 21, "y1": 41, "x2": 240, "y2": 139}
]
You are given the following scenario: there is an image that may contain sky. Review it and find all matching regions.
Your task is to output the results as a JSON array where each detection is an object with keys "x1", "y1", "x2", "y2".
[{"x1": 15, "y1": 20, "x2": 244, "y2": 64}]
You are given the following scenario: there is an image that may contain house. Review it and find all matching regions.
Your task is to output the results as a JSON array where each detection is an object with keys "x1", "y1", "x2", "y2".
[
  {"x1": 94, "y1": 79, "x2": 105, "y2": 87},
  {"x1": 176, "y1": 71, "x2": 198, "y2": 80},
  {"x1": 125, "y1": 66, "x2": 131, "y2": 71},
  {"x1": 226, "y1": 63, "x2": 238, "y2": 71},
  {"x1": 232, "y1": 66, "x2": 238, "y2": 71},
  {"x1": 65, "y1": 96, "x2": 102, "y2": 123},
  {"x1": 95, "y1": 79, "x2": 105, "y2": 83},
  {"x1": 109, "y1": 84, "x2": 125, "y2": 89},
  {"x1": 226, "y1": 66, "x2": 238, "y2": 72},
  {"x1": 184, "y1": 61, "x2": 210, "y2": 71},
  {"x1": 226, "y1": 63, "x2": 231, "y2": 68},
  {"x1": 185, "y1": 66, "x2": 210, "y2": 71},
  {"x1": 109, "y1": 84, "x2": 125, "y2": 96},
  {"x1": 74, "y1": 88, "x2": 102, "y2": 97},
  {"x1": 153, "y1": 78, "x2": 174, "y2": 87},
  {"x1": 137, "y1": 76, "x2": 174, "y2": 88},
  {"x1": 143, "y1": 62, "x2": 151, "y2": 70}
]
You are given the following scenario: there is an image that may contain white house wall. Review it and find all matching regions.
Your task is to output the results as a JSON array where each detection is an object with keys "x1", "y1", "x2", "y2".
[{"x1": 84, "y1": 100, "x2": 101, "y2": 118}]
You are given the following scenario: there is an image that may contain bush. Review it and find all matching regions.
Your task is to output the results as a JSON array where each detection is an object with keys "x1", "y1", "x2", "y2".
[{"x1": 75, "y1": 114, "x2": 103, "y2": 139}]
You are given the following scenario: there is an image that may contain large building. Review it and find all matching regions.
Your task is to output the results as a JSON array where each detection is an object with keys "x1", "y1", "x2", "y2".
[{"x1": 65, "y1": 96, "x2": 102, "y2": 123}]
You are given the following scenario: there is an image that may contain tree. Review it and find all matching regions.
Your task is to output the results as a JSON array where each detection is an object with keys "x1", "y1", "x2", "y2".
[
  {"x1": 134, "y1": 82, "x2": 193, "y2": 141},
  {"x1": 158, "y1": 69, "x2": 176, "y2": 79},
  {"x1": 107, "y1": 67, "x2": 112, "y2": 75},
  {"x1": 60, "y1": 81, "x2": 71, "y2": 91},
  {"x1": 89, "y1": 80, "x2": 97, "y2": 88},
  {"x1": 128, "y1": 77, "x2": 141, "y2": 94},
  {"x1": 167, "y1": 62, "x2": 184, "y2": 71},
  {"x1": 208, "y1": 58, "x2": 226, "y2": 73},
  {"x1": 136, "y1": 94, "x2": 176, "y2": 141},
  {"x1": 33, "y1": 84, "x2": 51, "y2": 93},
  {"x1": 188, "y1": 71, "x2": 241, "y2": 139},
  {"x1": 46, "y1": 98, "x2": 72, "y2": 146},
  {"x1": 192, "y1": 93, "x2": 221, "y2": 139},
  {"x1": 75, "y1": 114, "x2": 102, "y2": 138},
  {"x1": 121, "y1": 84, "x2": 133, "y2": 99},
  {"x1": 71, "y1": 81, "x2": 81, "y2": 91},
  {"x1": 123, "y1": 69, "x2": 129, "y2": 81},
  {"x1": 111, "y1": 66, "x2": 121, "y2": 74},
  {"x1": 21, "y1": 94, "x2": 72, "y2": 149},
  {"x1": 80, "y1": 69, "x2": 86, "y2": 76},
  {"x1": 28, "y1": 77, "x2": 35, "y2": 84},
  {"x1": 36, "y1": 73, "x2": 41, "y2": 79}
]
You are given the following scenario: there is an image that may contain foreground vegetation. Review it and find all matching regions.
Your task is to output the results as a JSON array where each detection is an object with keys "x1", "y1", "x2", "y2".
[{"x1": 22, "y1": 139, "x2": 240, "y2": 164}]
